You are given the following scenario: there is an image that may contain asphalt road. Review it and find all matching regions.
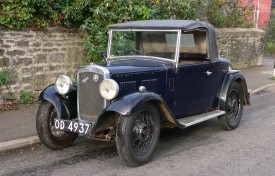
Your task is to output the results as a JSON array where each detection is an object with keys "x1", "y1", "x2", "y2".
[{"x1": 1, "y1": 86, "x2": 275, "y2": 176}]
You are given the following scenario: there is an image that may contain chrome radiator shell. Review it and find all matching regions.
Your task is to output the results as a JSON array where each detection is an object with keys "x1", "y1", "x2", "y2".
[{"x1": 77, "y1": 64, "x2": 109, "y2": 122}]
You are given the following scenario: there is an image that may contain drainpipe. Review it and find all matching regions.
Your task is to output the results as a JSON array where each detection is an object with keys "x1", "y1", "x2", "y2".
[
  {"x1": 256, "y1": 0, "x2": 260, "y2": 28},
  {"x1": 254, "y1": 5, "x2": 257, "y2": 23}
]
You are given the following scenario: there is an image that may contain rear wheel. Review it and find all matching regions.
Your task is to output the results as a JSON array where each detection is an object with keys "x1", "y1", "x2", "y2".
[
  {"x1": 116, "y1": 103, "x2": 160, "y2": 166},
  {"x1": 36, "y1": 101, "x2": 78, "y2": 150},
  {"x1": 218, "y1": 82, "x2": 244, "y2": 130}
]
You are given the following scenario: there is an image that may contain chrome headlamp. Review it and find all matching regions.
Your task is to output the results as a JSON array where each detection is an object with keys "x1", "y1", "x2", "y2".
[
  {"x1": 55, "y1": 75, "x2": 73, "y2": 95},
  {"x1": 99, "y1": 79, "x2": 119, "y2": 100}
]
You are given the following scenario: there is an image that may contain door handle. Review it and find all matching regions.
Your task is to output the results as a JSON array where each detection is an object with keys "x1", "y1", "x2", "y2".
[{"x1": 206, "y1": 71, "x2": 212, "y2": 76}]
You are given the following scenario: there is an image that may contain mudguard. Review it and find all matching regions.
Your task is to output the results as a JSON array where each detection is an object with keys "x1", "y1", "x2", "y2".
[
  {"x1": 219, "y1": 72, "x2": 250, "y2": 111},
  {"x1": 102, "y1": 91, "x2": 181, "y2": 128},
  {"x1": 104, "y1": 92, "x2": 163, "y2": 116},
  {"x1": 39, "y1": 85, "x2": 77, "y2": 120}
]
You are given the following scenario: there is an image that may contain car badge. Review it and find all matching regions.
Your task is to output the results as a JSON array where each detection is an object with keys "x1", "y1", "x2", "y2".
[
  {"x1": 93, "y1": 74, "x2": 99, "y2": 82},
  {"x1": 81, "y1": 77, "x2": 89, "y2": 84}
]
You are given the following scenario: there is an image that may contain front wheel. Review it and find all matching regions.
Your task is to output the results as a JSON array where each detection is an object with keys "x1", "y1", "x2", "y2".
[
  {"x1": 218, "y1": 82, "x2": 244, "y2": 130},
  {"x1": 36, "y1": 101, "x2": 78, "y2": 150},
  {"x1": 115, "y1": 103, "x2": 160, "y2": 166}
]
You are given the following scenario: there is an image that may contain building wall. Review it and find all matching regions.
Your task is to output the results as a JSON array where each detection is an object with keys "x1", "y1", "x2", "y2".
[
  {"x1": 241, "y1": 0, "x2": 272, "y2": 28},
  {"x1": 0, "y1": 29, "x2": 84, "y2": 100}
]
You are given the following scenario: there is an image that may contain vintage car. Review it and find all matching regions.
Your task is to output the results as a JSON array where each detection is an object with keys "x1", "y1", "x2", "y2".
[{"x1": 36, "y1": 20, "x2": 250, "y2": 166}]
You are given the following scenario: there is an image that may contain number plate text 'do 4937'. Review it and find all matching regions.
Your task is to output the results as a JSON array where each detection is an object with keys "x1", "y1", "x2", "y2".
[{"x1": 54, "y1": 119, "x2": 92, "y2": 135}]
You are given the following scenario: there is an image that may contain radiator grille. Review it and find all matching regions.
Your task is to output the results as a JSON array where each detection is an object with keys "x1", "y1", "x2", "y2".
[{"x1": 78, "y1": 72, "x2": 104, "y2": 122}]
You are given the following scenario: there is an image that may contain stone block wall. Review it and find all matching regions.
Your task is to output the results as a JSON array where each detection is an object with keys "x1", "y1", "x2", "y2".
[
  {"x1": 216, "y1": 28, "x2": 265, "y2": 69},
  {"x1": 0, "y1": 28, "x2": 266, "y2": 101},
  {"x1": 0, "y1": 29, "x2": 84, "y2": 100}
]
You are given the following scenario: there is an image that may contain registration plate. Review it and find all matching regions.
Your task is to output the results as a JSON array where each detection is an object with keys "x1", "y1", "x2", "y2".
[{"x1": 54, "y1": 119, "x2": 92, "y2": 135}]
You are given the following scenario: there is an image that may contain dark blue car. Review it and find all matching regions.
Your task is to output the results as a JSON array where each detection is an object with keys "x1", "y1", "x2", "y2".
[{"x1": 36, "y1": 20, "x2": 250, "y2": 166}]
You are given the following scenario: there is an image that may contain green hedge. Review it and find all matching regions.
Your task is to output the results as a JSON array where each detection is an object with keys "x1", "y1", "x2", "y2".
[
  {"x1": 82, "y1": 0, "x2": 201, "y2": 63},
  {"x1": 264, "y1": 10, "x2": 275, "y2": 55},
  {"x1": 0, "y1": 0, "x2": 94, "y2": 29},
  {"x1": 0, "y1": 0, "x2": 253, "y2": 63}
]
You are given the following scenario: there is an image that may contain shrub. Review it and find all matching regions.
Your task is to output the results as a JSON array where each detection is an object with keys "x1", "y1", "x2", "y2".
[
  {"x1": 0, "y1": 0, "x2": 35, "y2": 29},
  {"x1": 0, "y1": 0, "x2": 253, "y2": 63},
  {"x1": 18, "y1": 90, "x2": 35, "y2": 104},
  {"x1": 82, "y1": 0, "x2": 201, "y2": 63},
  {"x1": 0, "y1": 70, "x2": 11, "y2": 87},
  {"x1": 0, "y1": 68, "x2": 13, "y2": 100},
  {"x1": 0, "y1": 0, "x2": 94, "y2": 29},
  {"x1": 264, "y1": 10, "x2": 275, "y2": 55},
  {"x1": 201, "y1": 0, "x2": 254, "y2": 28}
]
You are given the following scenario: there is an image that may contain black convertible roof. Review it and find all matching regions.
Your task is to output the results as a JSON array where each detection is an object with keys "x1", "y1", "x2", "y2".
[
  {"x1": 108, "y1": 20, "x2": 218, "y2": 60},
  {"x1": 109, "y1": 20, "x2": 211, "y2": 30}
]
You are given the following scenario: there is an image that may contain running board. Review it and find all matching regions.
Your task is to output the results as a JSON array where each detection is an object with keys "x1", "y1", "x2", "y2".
[{"x1": 177, "y1": 110, "x2": 225, "y2": 128}]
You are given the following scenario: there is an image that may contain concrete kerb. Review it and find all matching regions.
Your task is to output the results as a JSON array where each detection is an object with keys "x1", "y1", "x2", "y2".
[
  {"x1": 0, "y1": 136, "x2": 40, "y2": 153},
  {"x1": 0, "y1": 83, "x2": 275, "y2": 153},
  {"x1": 249, "y1": 83, "x2": 275, "y2": 95}
]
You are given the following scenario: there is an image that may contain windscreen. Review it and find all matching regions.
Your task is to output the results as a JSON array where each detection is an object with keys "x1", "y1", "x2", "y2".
[{"x1": 109, "y1": 30, "x2": 178, "y2": 60}]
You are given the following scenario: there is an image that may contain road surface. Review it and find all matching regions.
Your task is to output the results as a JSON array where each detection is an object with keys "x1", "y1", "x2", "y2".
[{"x1": 1, "y1": 86, "x2": 275, "y2": 176}]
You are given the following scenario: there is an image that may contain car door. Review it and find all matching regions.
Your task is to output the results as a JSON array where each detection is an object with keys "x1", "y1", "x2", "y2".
[
  {"x1": 174, "y1": 62, "x2": 212, "y2": 117},
  {"x1": 206, "y1": 61, "x2": 229, "y2": 111}
]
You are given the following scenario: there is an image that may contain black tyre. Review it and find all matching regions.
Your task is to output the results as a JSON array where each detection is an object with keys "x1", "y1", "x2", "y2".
[
  {"x1": 36, "y1": 101, "x2": 78, "y2": 150},
  {"x1": 116, "y1": 103, "x2": 160, "y2": 166},
  {"x1": 218, "y1": 81, "x2": 244, "y2": 130}
]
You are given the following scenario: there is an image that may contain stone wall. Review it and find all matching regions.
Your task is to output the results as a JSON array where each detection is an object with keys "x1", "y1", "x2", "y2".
[
  {"x1": 0, "y1": 28, "x2": 265, "y2": 101},
  {"x1": 0, "y1": 29, "x2": 84, "y2": 100},
  {"x1": 216, "y1": 28, "x2": 265, "y2": 69}
]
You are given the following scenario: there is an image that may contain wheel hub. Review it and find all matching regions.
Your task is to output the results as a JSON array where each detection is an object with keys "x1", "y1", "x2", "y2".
[
  {"x1": 227, "y1": 99, "x2": 237, "y2": 113},
  {"x1": 133, "y1": 120, "x2": 148, "y2": 140},
  {"x1": 131, "y1": 111, "x2": 154, "y2": 155},
  {"x1": 226, "y1": 90, "x2": 240, "y2": 123}
]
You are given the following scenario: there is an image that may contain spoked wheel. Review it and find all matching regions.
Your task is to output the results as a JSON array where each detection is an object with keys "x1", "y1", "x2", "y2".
[
  {"x1": 36, "y1": 101, "x2": 78, "y2": 150},
  {"x1": 218, "y1": 82, "x2": 244, "y2": 130},
  {"x1": 131, "y1": 109, "x2": 155, "y2": 156},
  {"x1": 116, "y1": 103, "x2": 160, "y2": 166}
]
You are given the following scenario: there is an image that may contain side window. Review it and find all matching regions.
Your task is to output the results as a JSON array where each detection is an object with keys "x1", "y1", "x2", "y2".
[
  {"x1": 180, "y1": 34, "x2": 195, "y2": 47},
  {"x1": 139, "y1": 31, "x2": 178, "y2": 60},
  {"x1": 178, "y1": 31, "x2": 209, "y2": 65}
]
